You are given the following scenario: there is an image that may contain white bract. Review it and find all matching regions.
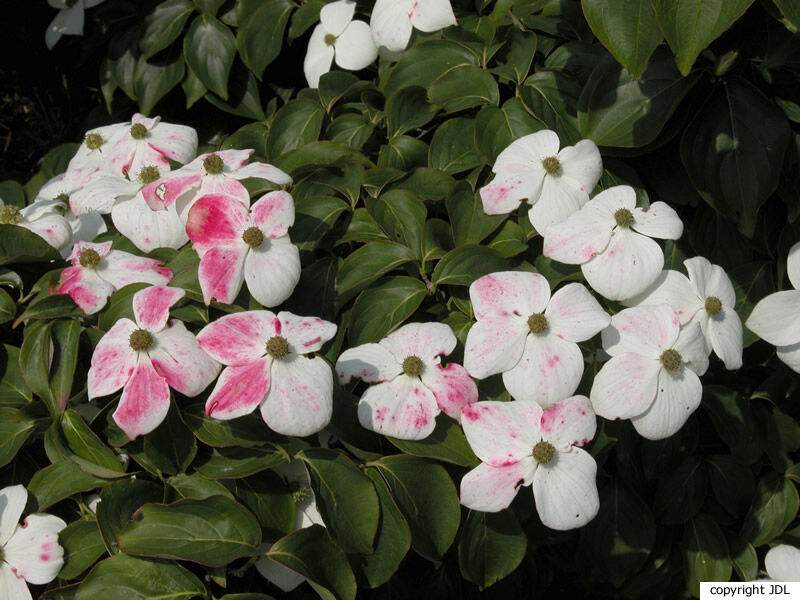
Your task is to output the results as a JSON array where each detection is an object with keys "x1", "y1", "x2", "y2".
[
  {"x1": 590, "y1": 305, "x2": 709, "y2": 440},
  {"x1": 625, "y1": 257, "x2": 743, "y2": 370},
  {"x1": 544, "y1": 185, "x2": 684, "y2": 301},
  {"x1": 761, "y1": 544, "x2": 800, "y2": 581},
  {"x1": 463, "y1": 271, "x2": 609, "y2": 407},
  {"x1": 479, "y1": 130, "x2": 603, "y2": 235},
  {"x1": 459, "y1": 396, "x2": 599, "y2": 530},
  {"x1": 0, "y1": 198, "x2": 72, "y2": 256},
  {"x1": 0, "y1": 485, "x2": 67, "y2": 600},
  {"x1": 746, "y1": 241, "x2": 800, "y2": 373},
  {"x1": 370, "y1": 0, "x2": 457, "y2": 52},
  {"x1": 304, "y1": 0, "x2": 378, "y2": 88},
  {"x1": 46, "y1": 0, "x2": 105, "y2": 49}
]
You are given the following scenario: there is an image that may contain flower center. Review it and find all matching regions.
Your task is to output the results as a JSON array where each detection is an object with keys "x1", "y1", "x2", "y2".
[
  {"x1": 659, "y1": 348, "x2": 682, "y2": 372},
  {"x1": 242, "y1": 227, "x2": 264, "y2": 248},
  {"x1": 129, "y1": 329, "x2": 153, "y2": 352},
  {"x1": 705, "y1": 296, "x2": 722, "y2": 316},
  {"x1": 402, "y1": 355, "x2": 424, "y2": 377},
  {"x1": 138, "y1": 166, "x2": 160, "y2": 185},
  {"x1": 289, "y1": 481, "x2": 311, "y2": 503},
  {"x1": 527, "y1": 313, "x2": 548, "y2": 334},
  {"x1": 55, "y1": 193, "x2": 70, "y2": 204},
  {"x1": 85, "y1": 133, "x2": 103, "y2": 150},
  {"x1": 130, "y1": 123, "x2": 148, "y2": 140},
  {"x1": 79, "y1": 248, "x2": 101, "y2": 269},
  {"x1": 203, "y1": 154, "x2": 225, "y2": 175},
  {"x1": 533, "y1": 440, "x2": 555, "y2": 464},
  {"x1": 0, "y1": 205, "x2": 21, "y2": 225},
  {"x1": 266, "y1": 336, "x2": 289, "y2": 359},
  {"x1": 541, "y1": 156, "x2": 561, "y2": 175},
  {"x1": 614, "y1": 208, "x2": 634, "y2": 228},
  {"x1": 324, "y1": 33, "x2": 337, "y2": 46}
]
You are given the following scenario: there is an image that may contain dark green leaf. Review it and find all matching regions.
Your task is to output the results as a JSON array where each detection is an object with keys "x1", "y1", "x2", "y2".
[
  {"x1": 61, "y1": 409, "x2": 125, "y2": 474},
  {"x1": 446, "y1": 181, "x2": 505, "y2": 245},
  {"x1": 108, "y1": 28, "x2": 141, "y2": 101},
  {"x1": 289, "y1": 0, "x2": 325, "y2": 40},
  {"x1": 168, "y1": 473, "x2": 234, "y2": 500},
  {"x1": 382, "y1": 40, "x2": 479, "y2": 98},
  {"x1": 28, "y1": 460, "x2": 112, "y2": 511},
  {"x1": 267, "y1": 99, "x2": 324, "y2": 161},
  {"x1": 0, "y1": 344, "x2": 32, "y2": 405},
  {"x1": 740, "y1": 473, "x2": 800, "y2": 547},
  {"x1": 15, "y1": 294, "x2": 81, "y2": 325},
  {"x1": 49, "y1": 318, "x2": 81, "y2": 413},
  {"x1": 388, "y1": 418, "x2": 479, "y2": 467},
  {"x1": 140, "y1": 0, "x2": 195, "y2": 59},
  {"x1": 327, "y1": 114, "x2": 374, "y2": 149},
  {"x1": 97, "y1": 479, "x2": 163, "y2": 555},
  {"x1": 458, "y1": 510, "x2": 527, "y2": 590},
  {"x1": 59, "y1": 520, "x2": 106, "y2": 580},
  {"x1": 429, "y1": 118, "x2": 482, "y2": 174},
  {"x1": 236, "y1": 471, "x2": 294, "y2": 534},
  {"x1": 193, "y1": 445, "x2": 286, "y2": 479},
  {"x1": 432, "y1": 245, "x2": 507, "y2": 287},
  {"x1": 378, "y1": 136, "x2": 428, "y2": 170},
  {"x1": 0, "y1": 407, "x2": 35, "y2": 468},
  {"x1": 654, "y1": 457, "x2": 707, "y2": 524},
  {"x1": 236, "y1": 0, "x2": 294, "y2": 78},
  {"x1": 492, "y1": 29, "x2": 537, "y2": 85},
  {"x1": 521, "y1": 71, "x2": 582, "y2": 145},
  {"x1": 335, "y1": 240, "x2": 416, "y2": 306},
  {"x1": 365, "y1": 190, "x2": 426, "y2": 259},
  {"x1": 682, "y1": 515, "x2": 732, "y2": 596},
  {"x1": 292, "y1": 196, "x2": 349, "y2": 251},
  {"x1": 347, "y1": 277, "x2": 428, "y2": 345},
  {"x1": 706, "y1": 455, "x2": 755, "y2": 519},
  {"x1": 182, "y1": 402, "x2": 272, "y2": 447},
  {"x1": 474, "y1": 98, "x2": 544, "y2": 163},
  {"x1": 134, "y1": 51, "x2": 185, "y2": 115},
  {"x1": 386, "y1": 87, "x2": 438, "y2": 138},
  {"x1": 0, "y1": 288, "x2": 14, "y2": 324},
  {"x1": 183, "y1": 14, "x2": 235, "y2": 99},
  {"x1": 19, "y1": 320, "x2": 54, "y2": 408},
  {"x1": 143, "y1": 402, "x2": 197, "y2": 475},
  {"x1": 0, "y1": 225, "x2": 62, "y2": 265},
  {"x1": 428, "y1": 67, "x2": 500, "y2": 112}
]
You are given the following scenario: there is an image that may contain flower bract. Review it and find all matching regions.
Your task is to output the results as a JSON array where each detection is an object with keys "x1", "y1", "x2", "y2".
[{"x1": 370, "y1": 0, "x2": 457, "y2": 52}]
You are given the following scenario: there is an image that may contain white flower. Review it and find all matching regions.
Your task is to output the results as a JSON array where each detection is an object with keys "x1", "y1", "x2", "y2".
[
  {"x1": 304, "y1": 0, "x2": 378, "y2": 88},
  {"x1": 0, "y1": 485, "x2": 67, "y2": 600},
  {"x1": 543, "y1": 185, "x2": 684, "y2": 301},
  {"x1": 46, "y1": 0, "x2": 106, "y2": 50},
  {"x1": 590, "y1": 305, "x2": 708, "y2": 440},
  {"x1": 625, "y1": 257, "x2": 743, "y2": 370},
  {"x1": 761, "y1": 544, "x2": 800, "y2": 581},
  {"x1": 67, "y1": 123, "x2": 129, "y2": 173},
  {"x1": 111, "y1": 192, "x2": 188, "y2": 253},
  {"x1": 480, "y1": 130, "x2": 603, "y2": 235},
  {"x1": 0, "y1": 198, "x2": 72, "y2": 256},
  {"x1": 746, "y1": 241, "x2": 800, "y2": 374},
  {"x1": 370, "y1": 0, "x2": 457, "y2": 52}
]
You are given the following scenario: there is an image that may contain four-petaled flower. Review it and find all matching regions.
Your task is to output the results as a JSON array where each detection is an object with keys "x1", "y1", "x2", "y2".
[
  {"x1": 370, "y1": 0, "x2": 457, "y2": 52},
  {"x1": 88, "y1": 285, "x2": 220, "y2": 439},
  {"x1": 336, "y1": 322, "x2": 478, "y2": 440},
  {"x1": 459, "y1": 396, "x2": 599, "y2": 530}
]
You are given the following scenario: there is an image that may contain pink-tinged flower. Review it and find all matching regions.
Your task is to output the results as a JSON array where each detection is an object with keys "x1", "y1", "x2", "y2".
[
  {"x1": 336, "y1": 322, "x2": 478, "y2": 440},
  {"x1": 304, "y1": 0, "x2": 378, "y2": 88},
  {"x1": 761, "y1": 545, "x2": 800, "y2": 581},
  {"x1": 543, "y1": 185, "x2": 683, "y2": 301},
  {"x1": 67, "y1": 123, "x2": 129, "y2": 172},
  {"x1": 46, "y1": 0, "x2": 105, "y2": 49},
  {"x1": 479, "y1": 130, "x2": 603, "y2": 235},
  {"x1": 463, "y1": 271, "x2": 609, "y2": 407},
  {"x1": 103, "y1": 113, "x2": 197, "y2": 180},
  {"x1": 746, "y1": 241, "x2": 800, "y2": 374},
  {"x1": 186, "y1": 192, "x2": 300, "y2": 307},
  {"x1": 370, "y1": 0, "x2": 457, "y2": 52},
  {"x1": 68, "y1": 162, "x2": 170, "y2": 216},
  {"x1": 111, "y1": 191, "x2": 188, "y2": 253},
  {"x1": 590, "y1": 305, "x2": 708, "y2": 440},
  {"x1": 88, "y1": 286, "x2": 220, "y2": 440},
  {"x1": 0, "y1": 198, "x2": 72, "y2": 256},
  {"x1": 57, "y1": 241, "x2": 172, "y2": 315},
  {"x1": 196, "y1": 311, "x2": 337, "y2": 436},
  {"x1": 625, "y1": 257, "x2": 743, "y2": 370},
  {"x1": 142, "y1": 149, "x2": 291, "y2": 218},
  {"x1": 459, "y1": 396, "x2": 599, "y2": 529},
  {"x1": 0, "y1": 485, "x2": 66, "y2": 600}
]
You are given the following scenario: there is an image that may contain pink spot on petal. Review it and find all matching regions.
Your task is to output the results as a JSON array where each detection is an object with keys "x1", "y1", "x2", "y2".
[{"x1": 40, "y1": 554, "x2": 50, "y2": 562}]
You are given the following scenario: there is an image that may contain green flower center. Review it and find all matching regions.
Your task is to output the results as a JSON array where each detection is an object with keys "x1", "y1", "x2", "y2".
[
  {"x1": 129, "y1": 329, "x2": 153, "y2": 352},
  {"x1": 324, "y1": 33, "x2": 337, "y2": 46},
  {"x1": 130, "y1": 123, "x2": 148, "y2": 140},
  {"x1": 85, "y1": 133, "x2": 103, "y2": 150},
  {"x1": 55, "y1": 193, "x2": 70, "y2": 204},
  {"x1": 533, "y1": 440, "x2": 556, "y2": 464},
  {"x1": 289, "y1": 481, "x2": 311, "y2": 503},
  {"x1": 266, "y1": 336, "x2": 289, "y2": 359},
  {"x1": 203, "y1": 154, "x2": 224, "y2": 175},
  {"x1": 541, "y1": 156, "x2": 561, "y2": 176},
  {"x1": 0, "y1": 205, "x2": 21, "y2": 224},
  {"x1": 402, "y1": 355, "x2": 424, "y2": 377},
  {"x1": 138, "y1": 166, "x2": 160, "y2": 185},
  {"x1": 242, "y1": 227, "x2": 264, "y2": 248},
  {"x1": 614, "y1": 208, "x2": 634, "y2": 228},
  {"x1": 705, "y1": 296, "x2": 722, "y2": 316},
  {"x1": 659, "y1": 348, "x2": 682, "y2": 372},
  {"x1": 79, "y1": 248, "x2": 101, "y2": 269},
  {"x1": 527, "y1": 313, "x2": 548, "y2": 334}
]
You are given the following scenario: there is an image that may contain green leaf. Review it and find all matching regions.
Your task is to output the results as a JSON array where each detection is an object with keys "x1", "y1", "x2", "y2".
[
  {"x1": 194, "y1": 0, "x2": 224, "y2": 14},
  {"x1": 236, "y1": 471, "x2": 294, "y2": 534},
  {"x1": 168, "y1": 473, "x2": 234, "y2": 500},
  {"x1": 365, "y1": 190, "x2": 427, "y2": 259},
  {"x1": 194, "y1": 445, "x2": 286, "y2": 479},
  {"x1": 521, "y1": 70, "x2": 582, "y2": 145},
  {"x1": 388, "y1": 418, "x2": 479, "y2": 467},
  {"x1": 681, "y1": 79, "x2": 791, "y2": 237},
  {"x1": 267, "y1": 526, "x2": 356, "y2": 600},
  {"x1": 318, "y1": 71, "x2": 370, "y2": 111},
  {"x1": 327, "y1": 114, "x2": 374, "y2": 150},
  {"x1": 140, "y1": 0, "x2": 195, "y2": 59},
  {"x1": 108, "y1": 28, "x2": 140, "y2": 100},
  {"x1": 378, "y1": 136, "x2": 428, "y2": 170},
  {"x1": 0, "y1": 180, "x2": 26, "y2": 207},
  {"x1": 347, "y1": 277, "x2": 428, "y2": 345},
  {"x1": 740, "y1": 473, "x2": 800, "y2": 547},
  {"x1": 298, "y1": 449, "x2": 380, "y2": 554},
  {"x1": 49, "y1": 318, "x2": 81, "y2": 413},
  {"x1": 381, "y1": 40, "x2": 479, "y2": 98},
  {"x1": 207, "y1": 65, "x2": 266, "y2": 119},
  {"x1": 335, "y1": 240, "x2": 416, "y2": 306},
  {"x1": 289, "y1": 0, "x2": 325, "y2": 39},
  {"x1": 492, "y1": 29, "x2": 537, "y2": 85},
  {"x1": 429, "y1": 118, "x2": 482, "y2": 174},
  {"x1": 0, "y1": 288, "x2": 14, "y2": 324},
  {"x1": 267, "y1": 99, "x2": 324, "y2": 160},
  {"x1": 0, "y1": 344, "x2": 32, "y2": 405},
  {"x1": 581, "y1": 0, "x2": 662, "y2": 77},
  {"x1": 773, "y1": 0, "x2": 800, "y2": 30},
  {"x1": 15, "y1": 294, "x2": 82, "y2": 324},
  {"x1": 134, "y1": 51, "x2": 185, "y2": 115},
  {"x1": 276, "y1": 141, "x2": 370, "y2": 176},
  {"x1": 706, "y1": 455, "x2": 755, "y2": 519},
  {"x1": 0, "y1": 225, "x2": 61, "y2": 265},
  {"x1": 236, "y1": 0, "x2": 294, "y2": 78},
  {"x1": 446, "y1": 181, "x2": 505, "y2": 245},
  {"x1": 118, "y1": 496, "x2": 261, "y2": 565},
  {"x1": 75, "y1": 554, "x2": 206, "y2": 600},
  {"x1": 182, "y1": 402, "x2": 271, "y2": 447},
  {"x1": 143, "y1": 402, "x2": 197, "y2": 475},
  {"x1": 654, "y1": 457, "x2": 707, "y2": 524},
  {"x1": 97, "y1": 479, "x2": 163, "y2": 555},
  {"x1": 386, "y1": 87, "x2": 438, "y2": 138},
  {"x1": 487, "y1": 221, "x2": 528, "y2": 258},
  {"x1": 369, "y1": 455, "x2": 460, "y2": 561},
  {"x1": 703, "y1": 385, "x2": 762, "y2": 461},
  {"x1": 458, "y1": 510, "x2": 527, "y2": 590},
  {"x1": 0, "y1": 407, "x2": 35, "y2": 468},
  {"x1": 652, "y1": 0, "x2": 755, "y2": 75},
  {"x1": 292, "y1": 196, "x2": 349, "y2": 251},
  {"x1": 62, "y1": 409, "x2": 125, "y2": 474},
  {"x1": 474, "y1": 98, "x2": 544, "y2": 163},
  {"x1": 682, "y1": 515, "x2": 732, "y2": 597},
  {"x1": 428, "y1": 67, "x2": 500, "y2": 112},
  {"x1": 28, "y1": 460, "x2": 112, "y2": 511},
  {"x1": 59, "y1": 520, "x2": 106, "y2": 580},
  {"x1": 183, "y1": 14, "x2": 235, "y2": 99},
  {"x1": 432, "y1": 245, "x2": 507, "y2": 287},
  {"x1": 726, "y1": 532, "x2": 758, "y2": 582},
  {"x1": 19, "y1": 320, "x2": 54, "y2": 408}
]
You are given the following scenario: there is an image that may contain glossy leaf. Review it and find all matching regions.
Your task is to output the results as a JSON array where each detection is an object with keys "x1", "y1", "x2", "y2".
[
  {"x1": 431, "y1": 245, "x2": 507, "y2": 287},
  {"x1": 654, "y1": 457, "x2": 707, "y2": 525},
  {"x1": 97, "y1": 479, "x2": 163, "y2": 555},
  {"x1": 682, "y1": 515, "x2": 732, "y2": 597},
  {"x1": 474, "y1": 98, "x2": 544, "y2": 163},
  {"x1": 236, "y1": 0, "x2": 294, "y2": 78},
  {"x1": 0, "y1": 225, "x2": 61, "y2": 265},
  {"x1": 740, "y1": 473, "x2": 799, "y2": 547},
  {"x1": 335, "y1": 240, "x2": 416, "y2": 306},
  {"x1": 193, "y1": 445, "x2": 286, "y2": 479},
  {"x1": 0, "y1": 407, "x2": 35, "y2": 468},
  {"x1": 267, "y1": 99, "x2": 325, "y2": 161},
  {"x1": 521, "y1": 70, "x2": 582, "y2": 145},
  {"x1": 458, "y1": 510, "x2": 527, "y2": 590},
  {"x1": 28, "y1": 460, "x2": 112, "y2": 511},
  {"x1": 387, "y1": 418, "x2": 479, "y2": 467},
  {"x1": 183, "y1": 14, "x2": 235, "y2": 99},
  {"x1": 140, "y1": 0, "x2": 195, "y2": 59},
  {"x1": 61, "y1": 409, "x2": 125, "y2": 474},
  {"x1": 134, "y1": 51, "x2": 185, "y2": 115},
  {"x1": 347, "y1": 276, "x2": 428, "y2": 345},
  {"x1": 59, "y1": 520, "x2": 106, "y2": 580}
]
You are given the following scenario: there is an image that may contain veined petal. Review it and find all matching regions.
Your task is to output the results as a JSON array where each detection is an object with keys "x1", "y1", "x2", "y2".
[
  {"x1": 494, "y1": 130, "x2": 560, "y2": 172},
  {"x1": 685, "y1": 256, "x2": 736, "y2": 308},
  {"x1": 132, "y1": 285, "x2": 184, "y2": 331},
  {"x1": 623, "y1": 270, "x2": 700, "y2": 325},
  {"x1": 146, "y1": 123, "x2": 198, "y2": 165},
  {"x1": 277, "y1": 311, "x2": 337, "y2": 353},
  {"x1": 186, "y1": 194, "x2": 249, "y2": 255},
  {"x1": 149, "y1": 320, "x2": 220, "y2": 396},
  {"x1": 542, "y1": 207, "x2": 614, "y2": 265},
  {"x1": 334, "y1": 20, "x2": 379, "y2": 70},
  {"x1": 126, "y1": 143, "x2": 171, "y2": 182},
  {"x1": 20, "y1": 215, "x2": 72, "y2": 252},
  {"x1": 460, "y1": 460, "x2": 536, "y2": 513},
  {"x1": 305, "y1": 25, "x2": 335, "y2": 88},
  {"x1": 673, "y1": 322, "x2": 709, "y2": 376},
  {"x1": 0, "y1": 485, "x2": 28, "y2": 546},
  {"x1": 460, "y1": 401, "x2": 542, "y2": 465},
  {"x1": 205, "y1": 359, "x2": 270, "y2": 420},
  {"x1": 67, "y1": 211, "x2": 107, "y2": 246},
  {"x1": 4, "y1": 514, "x2": 66, "y2": 585},
  {"x1": 420, "y1": 362, "x2": 477, "y2": 421},
  {"x1": 111, "y1": 193, "x2": 188, "y2": 253},
  {"x1": 68, "y1": 172, "x2": 136, "y2": 215},
  {"x1": 479, "y1": 170, "x2": 537, "y2": 215},
  {"x1": 142, "y1": 172, "x2": 202, "y2": 210},
  {"x1": 557, "y1": 139, "x2": 603, "y2": 192},
  {"x1": 463, "y1": 317, "x2": 528, "y2": 379},
  {"x1": 99, "y1": 251, "x2": 172, "y2": 289},
  {"x1": 87, "y1": 319, "x2": 138, "y2": 399},
  {"x1": 261, "y1": 355, "x2": 333, "y2": 437},
  {"x1": 251, "y1": 191, "x2": 295, "y2": 239},
  {"x1": 776, "y1": 342, "x2": 800, "y2": 375},
  {"x1": 745, "y1": 290, "x2": 800, "y2": 347},
  {"x1": 198, "y1": 175, "x2": 251, "y2": 208},
  {"x1": 589, "y1": 185, "x2": 637, "y2": 214},
  {"x1": 204, "y1": 149, "x2": 253, "y2": 172},
  {"x1": 541, "y1": 395, "x2": 596, "y2": 450},
  {"x1": 244, "y1": 237, "x2": 301, "y2": 307},
  {"x1": 765, "y1": 544, "x2": 800, "y2": 582},
  {"x1": 380, "y1": 322, "x2": 456, "y2": 362},
  {"x1": 546, "y1": 283, "x2": 610, "y2": 342},
  {"x1": 528, "y1": 174, "x2": 590, "y2": 235},
  {"x1": 631, "y1": 201, "x2": 683, "y2": 240},
  {"x1": 357, "y1": 375, "x2": 439, "y2": 440},
  {"x1": 590, "y1": 354, "x2": 660, "y2": 420},
  {"x1": 0, "y1": 563, "x2": 30, "y2": 600},
  {"x1": 706, "y1": 309, "x2": 743, "y2": 370},
  {"x1": 370, "y1": 0, "x2": 414, "y2": 51},
  {"x1": 233, "y1": 162, "x2": 292, "y2": 185},
  {"x1": 470, "y1": 270, "x2": 551, "y2": 319},
  {"x1": 630, "y1": 366, "x2": 702, "y2": 440},
  {"x1": 531, "y1": 447, "x2": 598, "y2": 530},
  {"x1": 788, "y1": 242, "x2": 800, "y2": 291},
  {"x1": 198, "y1": 244, "x2": 248, "y2": 305},
  {"x1": 410, "y1": 0, "x2": 457, "y2": 31},
  {"x1": 320, "y1": 0, "x2": 355, "y2": 36},
  {"x1": 601, "y1": 305, "x2": 680, "y2": 358},
  {"x1": 114, "y1": 358, "x2": 170, "y2": 439},
  {"x1": 57, "y1": 267, "x2": 114, "y2": 315},
  {"x1": 336, "y1": 343, "x2": 403, "y2": 384},
  {"x1": 502, "y1": 333, "x2": 584, "y2": 408},
  {"x1": 197, "y1": 310, "x2": 279, "y2": 365}
]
